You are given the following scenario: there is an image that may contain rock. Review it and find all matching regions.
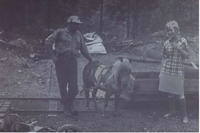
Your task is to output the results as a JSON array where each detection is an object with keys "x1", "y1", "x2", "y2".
[
  {"x1": 57, "y1": 124, "x2": 82, "y2": 132},
  {"x1": 29, "y1": 53, "x2": 36, "y2": 58},
  {"x1": 17, "y1": 70, "x2": 22, "y2": 73}
]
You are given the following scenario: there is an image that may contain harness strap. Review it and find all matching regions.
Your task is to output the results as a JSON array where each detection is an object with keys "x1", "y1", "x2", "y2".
[
  {"x1": 94, "y1": 65, "x2": 106, "y2": 81},
  {"x1": 94, "y1": 65, "x2": 112, "y2": 88}
]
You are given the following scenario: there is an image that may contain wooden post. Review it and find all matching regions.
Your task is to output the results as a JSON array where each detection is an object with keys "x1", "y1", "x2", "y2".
[{"x1": 46, "y1": 0, "x2": 50, "y2": 33}]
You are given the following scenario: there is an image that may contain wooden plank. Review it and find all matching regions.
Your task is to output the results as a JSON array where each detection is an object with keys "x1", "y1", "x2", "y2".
[
  {"x1": 134, "y1": 79, "x2": 159, "y2": 92},
  {"x1": 48, "y1": 100, "x2": 58, "y2": 111},
  {"x1": 129, "y1": 57, "x2": 199, "y2": 68},
  {"x1": 134, "y1": 79, "x2": 199, "y2": 94},
  {"x1": 184, "y1": 79, "x2": 199, "y2": 93},
  {"x1": 133, "y1": 70, "x2": 199, "y2": 79}
]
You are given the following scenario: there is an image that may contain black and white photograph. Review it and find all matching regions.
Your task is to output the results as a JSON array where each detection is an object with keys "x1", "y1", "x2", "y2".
[{"x1": 0, "y1": 0, "x2": 198, "y2": 132}]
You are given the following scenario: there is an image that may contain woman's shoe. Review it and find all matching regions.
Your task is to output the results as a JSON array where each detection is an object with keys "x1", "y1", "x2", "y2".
[
  {"x1": 179, "y1": 98, "x2": 188, "y2": 124},
  {"x1": 164, "y1": 96, "x2": 176, "y2": 118}
]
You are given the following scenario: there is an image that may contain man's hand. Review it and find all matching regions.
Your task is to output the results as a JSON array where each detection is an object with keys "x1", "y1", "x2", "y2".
[
  {"x1": 51, "y1": 51, "x2": 57, "y2": 62},
  {"x1": 71, "y1": 49, "x2": 80, "y2": 57}
]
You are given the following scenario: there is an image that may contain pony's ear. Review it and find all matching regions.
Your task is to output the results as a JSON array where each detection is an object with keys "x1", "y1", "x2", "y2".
[
  {"x1": 123, "y1": 57, "x2": 132, "y2": 63},
  {"x1": 128, "y1": 58, "x2": 132, "y2": 63}
]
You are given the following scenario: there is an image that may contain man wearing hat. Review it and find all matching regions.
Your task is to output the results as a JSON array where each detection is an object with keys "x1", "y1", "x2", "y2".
[{"x1": 45, "y1": 16, "x2": 92, "y2": 115}]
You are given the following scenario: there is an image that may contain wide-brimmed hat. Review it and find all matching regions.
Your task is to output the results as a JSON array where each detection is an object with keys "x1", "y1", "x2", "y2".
[{"x1": 67, "y1": 16, "x2": 83, "y2": 24}]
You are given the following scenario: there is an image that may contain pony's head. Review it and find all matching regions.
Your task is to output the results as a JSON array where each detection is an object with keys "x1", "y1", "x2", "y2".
[{"x1": 112, "y1": 57, "x2": 135, "y2": 95}]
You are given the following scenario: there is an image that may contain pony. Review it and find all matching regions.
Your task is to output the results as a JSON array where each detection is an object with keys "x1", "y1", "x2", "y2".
[{"x1": 82, "y1": 57, "x2": 135, "y2": 115}]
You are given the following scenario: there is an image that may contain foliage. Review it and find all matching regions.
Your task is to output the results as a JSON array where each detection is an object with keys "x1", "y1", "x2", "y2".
[{"x1": 0, "y1": 0, "x2": 198, "y2": 41}]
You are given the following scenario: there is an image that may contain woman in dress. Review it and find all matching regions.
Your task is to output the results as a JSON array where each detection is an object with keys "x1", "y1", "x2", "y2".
[{"x1": 159, "y1": 20, "x2": 189, "y2": 123}]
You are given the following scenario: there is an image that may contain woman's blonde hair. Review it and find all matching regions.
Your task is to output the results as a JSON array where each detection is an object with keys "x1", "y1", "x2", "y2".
[{"x1": 165, "y1": 20, "x2": 180, "y2": 34}]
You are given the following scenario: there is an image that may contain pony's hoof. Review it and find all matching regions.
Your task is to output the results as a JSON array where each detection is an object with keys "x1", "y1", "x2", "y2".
[{"x1": 183, "y1": 117, "x2": 189, "y2": 124}]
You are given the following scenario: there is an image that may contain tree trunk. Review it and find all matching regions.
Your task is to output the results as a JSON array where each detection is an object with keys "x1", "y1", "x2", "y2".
[
  {"x1": 127, "y1": 0, "x2": 131, "y2": 38},
  {"x1": 132, "y1": 0, "x2": 138, "y2": 39},
  {"x1": 127, "y1": 0, "x2": 138, "y2": 39},
  {"x1": 99, "y1": 0, "x2": 104, "y2": 35},
  {"x1": 46, "y1": 0, "x2": 51, "y2": 33}
]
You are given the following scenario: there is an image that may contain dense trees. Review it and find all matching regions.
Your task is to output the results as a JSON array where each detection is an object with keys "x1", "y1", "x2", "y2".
[{"x1": 0, "y1": 0, "x2": 198, "y2": 40}]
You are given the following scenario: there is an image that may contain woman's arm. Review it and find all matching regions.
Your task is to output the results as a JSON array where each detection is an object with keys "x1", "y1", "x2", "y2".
[
  {"x1": 173, "y1": 38, "x2": 189, "y2": 59},
  {"x1": 177, "y1": 47, "x2": 189, "y2": 58},
  {"x1": 162, "y1": 41, "x2": 169, "y2": 59}
]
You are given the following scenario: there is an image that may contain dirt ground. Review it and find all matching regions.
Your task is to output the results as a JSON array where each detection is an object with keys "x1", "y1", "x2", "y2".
[
  {"x1": 0, "y1": 48, "x2": 198, "y2": 132},
  {"x1": 20, "y1": 102, "x2": 198, "y2": 132}
]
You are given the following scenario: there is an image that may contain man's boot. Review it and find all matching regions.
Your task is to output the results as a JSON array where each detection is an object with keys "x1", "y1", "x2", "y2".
[
  {"x1": 68, "y1": 98, "x2": 79, "y2": 116},
  {"x1": 164, "y1": 95, "x2": 176, "y2": 118},
  {"x1": 63, "y1": 101, "x2": 70, "y2": 116},
  {"x1": 179, "y1": 98, "x2": 189, "y2": 123}
]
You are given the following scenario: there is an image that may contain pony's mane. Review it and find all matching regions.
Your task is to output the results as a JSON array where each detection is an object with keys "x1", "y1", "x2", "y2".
[{"x1": 112, "y1": 58, "x2": 132, "y2": 78}]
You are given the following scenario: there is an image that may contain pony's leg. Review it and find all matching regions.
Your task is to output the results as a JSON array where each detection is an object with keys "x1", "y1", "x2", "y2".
[
  {"x1": 103, "y1": 92, "x2": 111, "y2": 117},
  {"x1": 92, "y1": 87, "x2": 98, "y2": 111},
  {"x1": 84, "y1": 88, "x2": 90, "y2": 110},
  {"x1": 114, "y1": 93, "x2": 120, "y2": 116}
]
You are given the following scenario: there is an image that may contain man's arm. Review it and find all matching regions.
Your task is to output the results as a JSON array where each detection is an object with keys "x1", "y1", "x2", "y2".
[
  {"x1": 79, "y1": 32, "x2": 92, "y2": 62},
  {"x1": 45, "y1": 29, "x2": 59, "y2": 60},
  {"x1": 45, "y1": 29, "x2": 59, "y2": 49}
]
